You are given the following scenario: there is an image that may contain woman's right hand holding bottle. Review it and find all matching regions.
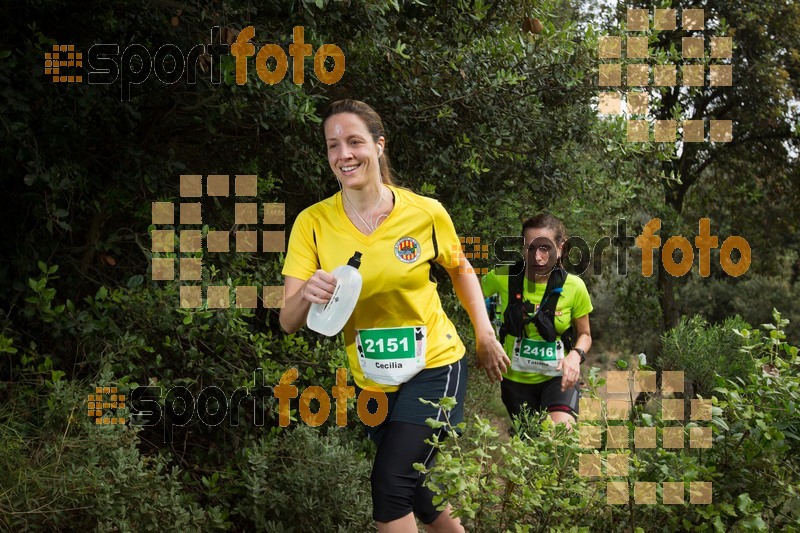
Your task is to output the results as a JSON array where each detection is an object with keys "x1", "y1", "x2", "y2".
[{"x1": 302, "y1": 269, "x2": 337, "y2": 304}]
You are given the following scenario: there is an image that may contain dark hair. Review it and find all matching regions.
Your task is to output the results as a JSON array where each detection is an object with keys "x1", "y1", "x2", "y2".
[
  {"x1": 323, "y1": 99, "x2": 395, "y2": 185},
  {"x1": 521, "y1": 212, "x2": 569, "y2": 266}
]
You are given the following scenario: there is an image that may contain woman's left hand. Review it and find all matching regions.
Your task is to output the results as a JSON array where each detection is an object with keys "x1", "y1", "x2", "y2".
[
  {"x1": 476, "y1": 331, "x2": 510, "y2": 383},
  {"x1": 557, "y1": 351, "x2": 582, "y2": 391}
]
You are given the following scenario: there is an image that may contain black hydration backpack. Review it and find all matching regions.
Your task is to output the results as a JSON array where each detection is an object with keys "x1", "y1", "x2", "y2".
[{"x1": 498, "y1": 260, "x2": 574, "y2": 351}]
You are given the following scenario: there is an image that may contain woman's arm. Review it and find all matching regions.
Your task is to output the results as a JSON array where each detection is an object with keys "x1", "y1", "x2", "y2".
[
  {"x1": 556, "y1": 314, "x2": 592, "y2": 391},
  {"x1": 279, "y1": 271, "x2": 337, "y2": 333},
  {"x1": 445, "y1": 259, "x2": 510, "y2": 383}
]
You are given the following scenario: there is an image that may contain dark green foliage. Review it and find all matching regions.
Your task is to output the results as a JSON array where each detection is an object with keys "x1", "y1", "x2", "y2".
[
  {"x1": 2, "y1": 0, "x2": 800, "y2": 529},
  {"x1": 235, "y1": 426, "x2": 374, "y2": 532},
  {"x1": 617, "y1": 0, "x2": 800, "y2": 328},
  {"x1": 590, "y1": 270, "x2": 665, "y2": 356},
  {"x1": 678, "y1": 272, "x2": 800, "y2": 344},
  {"x1": 0, "y1": 380, "x2": 224, "y2": 531},
  {"x1": 659, "y1": 314, "x2": 756, "y2": 397},
  {"x1": 421, "y1": 316, "x2": 800, "y2": 531}
]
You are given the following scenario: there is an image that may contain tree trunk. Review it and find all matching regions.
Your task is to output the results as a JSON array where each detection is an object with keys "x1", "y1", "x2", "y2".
[{"x1": 657, "y1": 244, "x2": 680, "y2": 331}]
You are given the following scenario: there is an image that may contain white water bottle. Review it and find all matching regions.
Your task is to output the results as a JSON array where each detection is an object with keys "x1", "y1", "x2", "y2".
[{"x1": 307, "y1": 252, "x2": 363, "y2": 336}]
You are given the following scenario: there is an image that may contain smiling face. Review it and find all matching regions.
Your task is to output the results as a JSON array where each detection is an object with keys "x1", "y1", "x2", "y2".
[
  {"x1": 523, "y1": 226, "x2": 563, "y2": 276},
  {"x1": 324, "y1": 112, "x2": 384, "y2": 190}
]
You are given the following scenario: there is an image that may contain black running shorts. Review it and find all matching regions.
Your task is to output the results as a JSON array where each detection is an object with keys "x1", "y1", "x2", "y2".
[
  {"x1": 500, "y1": 375, "x2": 580, "y2": 418},
  {"x1": 357, "y1": 357, "x2": 467, "y2": 524}
]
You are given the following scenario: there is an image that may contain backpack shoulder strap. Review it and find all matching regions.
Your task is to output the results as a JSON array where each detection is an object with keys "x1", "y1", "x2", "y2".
[
  {"x1": 540, "y1": 268, "x2": 575, "y2": 350},
  {"x1": 536, "y1": 267, "x2": 567, "y2": 318},
  {"x1": 498, "y1": 260, "x2": 526, "y2": 343},
  {"x1": 507, "y1": 259, "x2": 526, "y2": 303}
]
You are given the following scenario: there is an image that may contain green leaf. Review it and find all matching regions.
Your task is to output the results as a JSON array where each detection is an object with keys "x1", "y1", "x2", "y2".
[
  {"x1": 616, "y1": 359, "x2": 628, "y2": 370},
  {"x1": 739, "y1": 516, "x2": 766, "y2": 530},
  {"x1": 438, "y1": 396, "x2": 457, "y2": 411},
  {"x1": 718, "y1": 502, "x2": 736, "y2": 516},
  {"x1": 426, "y1": 419, "x2": 446, "y2": 429},
  {"x1": 0, "y1": 335, "x2": 18, "y2": 354},
  {"x1": 736, "y1": 493, "x2": 753, "y2": 514}
]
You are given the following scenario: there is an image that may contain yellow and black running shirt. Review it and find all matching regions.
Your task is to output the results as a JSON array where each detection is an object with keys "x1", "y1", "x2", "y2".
[{"x1": 282, "y1": 185, "x2": 465, "y2": 392}]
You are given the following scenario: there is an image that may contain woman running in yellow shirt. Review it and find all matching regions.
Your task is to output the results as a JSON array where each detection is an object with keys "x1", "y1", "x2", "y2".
[{"x1": 280, "y1": 99, "x2": 509, "y2": 532}]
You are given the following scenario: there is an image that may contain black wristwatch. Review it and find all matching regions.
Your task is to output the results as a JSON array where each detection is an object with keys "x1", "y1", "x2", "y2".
[{"x1": 572, "y1": 347, "x2": 586, "y2": 364}]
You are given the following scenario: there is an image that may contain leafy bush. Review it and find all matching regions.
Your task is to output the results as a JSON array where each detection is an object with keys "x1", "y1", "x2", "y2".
[
  {"x1": 678, "y1": 274, "x2": 800, "y2": 345},
  {"x1": 659, "y1": 314, "x2": 758, "y2": 397},
  {"x1": 417, "y1": 396, "x2": 602, "y2": 533},
  {"x1": 591, "y1": 271, "x2": 664, "y2": 357},
  {"x1": 0, "y1": 380, "x2": 225, "y2": 531},
  {"x1": 235, "y1": 426, "x2": 374, "y2": 532},
  {"x1": 2, "y1": 268, "x2": 368, "y2": 530},
  {"x1": 419, "y1": 313, "x2": 800, "y2": 532}
]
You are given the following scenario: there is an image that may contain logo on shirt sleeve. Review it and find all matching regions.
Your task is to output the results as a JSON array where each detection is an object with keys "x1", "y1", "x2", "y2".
[{"x1": 394, "y1": 236, "x2": 421, "y2": 263}]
